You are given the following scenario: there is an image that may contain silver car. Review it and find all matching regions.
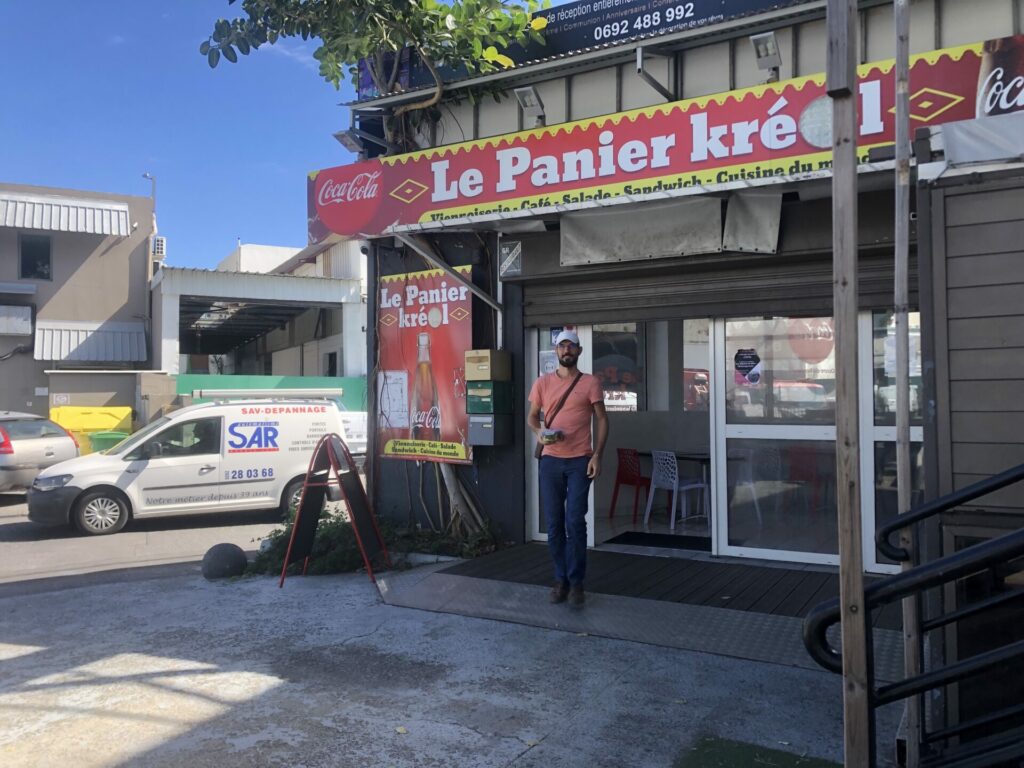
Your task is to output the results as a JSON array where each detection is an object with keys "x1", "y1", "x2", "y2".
[{"x1": 0, "y1": 411, "x2": 80, "y2": 492}]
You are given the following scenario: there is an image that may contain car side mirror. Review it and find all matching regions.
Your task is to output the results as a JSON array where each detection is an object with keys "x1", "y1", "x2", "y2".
[{"x1": 145, "y1": 442, "x2": 164, "y2": 458}]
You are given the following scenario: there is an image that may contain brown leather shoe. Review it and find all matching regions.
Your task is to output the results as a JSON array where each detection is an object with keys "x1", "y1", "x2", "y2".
[
  {"x1": 568, "y1": 585, "x2": 585, "y2": 607},
  {"x1": 549, "y1": 582, "x2": 569, "y2": 604}
]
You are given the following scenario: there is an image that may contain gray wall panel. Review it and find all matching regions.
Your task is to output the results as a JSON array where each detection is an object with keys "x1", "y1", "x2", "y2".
[
  {"x1": 952, "y1": 442, "x2": 1024, "y2": 475},
  {"x1": 947, "y1": 285, "x2": 1024, "y2": 319},
  {"x1": 947, "y1": 316, "x2": 1024, "y2": 349},
  {"x1": 951, "y1": 474, "x2": 1024, "y2": 510},
  {"x1": 946, "y1": 252, "x2": 1024, "y2": 288},
  {"x1": 949, "y1": 348, "x2": 1024, "y2": 380},
  {"x1": 936, "y1": 174, "x2": 1024, "y2": 517},
  {"x1": 946, "y1": 220, "x2": 1024, "y2": 257},
  {"x1": 952, "y1": 412, "x2": 1024, "y2": 443},
  {"x1": 950, "y1": 380, "x2": 1024, "y2": 412},
  {"x1": 945, "y1": 188, "x2": 1024, "y2": 227}
]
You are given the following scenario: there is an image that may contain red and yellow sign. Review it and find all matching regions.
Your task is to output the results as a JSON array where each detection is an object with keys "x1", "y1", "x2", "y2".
[
  {"x1": 309, "y1": 35, "x2": 1024, "y2": 242},
  {"x1": 376, "y1": 266, "x2": 473, "y2": 463}
]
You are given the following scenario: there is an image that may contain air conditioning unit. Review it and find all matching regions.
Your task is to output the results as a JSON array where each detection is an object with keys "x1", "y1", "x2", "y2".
[{"x1": 151, "y1": 236, "x2": 167, "y2": 260}]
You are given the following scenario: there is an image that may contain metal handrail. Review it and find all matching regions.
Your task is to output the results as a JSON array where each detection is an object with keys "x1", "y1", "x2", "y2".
[
  {"x1": 803, "y1": 526, "x2": 1024, "y2": 674},
  {"x1": 876, "y1": 462, "x2": 1024, "y2": 561},
  {"x1": 804, "y1": 463, "x2": 1024, "y2": 765}
]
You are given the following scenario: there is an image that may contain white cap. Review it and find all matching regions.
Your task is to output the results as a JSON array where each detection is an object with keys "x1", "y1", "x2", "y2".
[{"x1": 554, "y1": 330, "x2": 580, "y2": 347}]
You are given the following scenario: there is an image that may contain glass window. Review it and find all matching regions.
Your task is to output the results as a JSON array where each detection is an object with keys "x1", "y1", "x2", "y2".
[
  {"x1": 872, "y1": 311, "x2": 923, "y2": 426},
  {"x1": 19, "y1": 235, "x2": 52, "y2": 280},
  {"x1": 726, "y1": 316, "x2": 836, "y2": 425},
  {"x1": 1, "y1": 419, "x2": 60, "y2": 439},
  {"x1": 873, "y1": 441, "x2": 925, "y2": 564},
  {"x1": 683, "y1": 319, "x2": 710, "y2": 412},
  {"x1": 727, "y1": 438, "x2": 838, "y2": 554},
  {"x1": 593, "y1": 322, "x2": 644, "y2": 412},
  {"x1": 131, "y1": 417, "x2": 221, "y2": 458}
]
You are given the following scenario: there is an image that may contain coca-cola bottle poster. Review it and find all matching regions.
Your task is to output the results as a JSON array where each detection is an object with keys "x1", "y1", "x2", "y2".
[{"x1": 376, "y1": 265, "x2": 473, "y2": 464}]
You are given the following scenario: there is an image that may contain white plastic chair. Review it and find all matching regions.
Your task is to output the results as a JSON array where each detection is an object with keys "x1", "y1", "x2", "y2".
[
  {"x1": 643, "y1": 450, "x2": 709, "y2": 531},
  {"x1": 730, "y1": 446, "x2": 790, "y2": 527}
]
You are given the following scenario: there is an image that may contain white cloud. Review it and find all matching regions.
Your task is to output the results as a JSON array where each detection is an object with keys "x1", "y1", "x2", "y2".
[{"x1": 265, "y1": 42, "x2": 319, "y2": 71}]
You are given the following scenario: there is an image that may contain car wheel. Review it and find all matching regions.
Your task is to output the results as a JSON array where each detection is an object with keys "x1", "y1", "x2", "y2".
[
  {"x1": 74, "y1": 490, "x2": 130, "y2": 535},
  {"x1": 280, "y1": 478, "x2": 305, "y2": 519}
]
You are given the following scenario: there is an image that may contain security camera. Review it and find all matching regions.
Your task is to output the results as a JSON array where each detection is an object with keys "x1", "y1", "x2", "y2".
[{"x1": 360, "y1": 245, "x2": 370, "y2": 256}]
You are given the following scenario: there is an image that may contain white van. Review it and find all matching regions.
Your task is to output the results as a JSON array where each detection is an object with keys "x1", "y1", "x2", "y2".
[{"x1": 27, "y1": 396, "x2": 361, "y2": 535}]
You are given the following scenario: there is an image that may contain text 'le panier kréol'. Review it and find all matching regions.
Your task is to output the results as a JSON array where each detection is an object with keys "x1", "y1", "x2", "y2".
[
  {"x1": 379, "y1": 282, "x2": 470, "y2": 328},
  {"x1": 429, "y1": 81, "x2": 887, "y2": 201}
]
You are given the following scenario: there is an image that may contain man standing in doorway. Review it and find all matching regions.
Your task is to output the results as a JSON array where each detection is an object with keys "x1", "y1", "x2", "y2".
[{"x1": 528, "y1": 330, "x2": 609, "y2": 607}]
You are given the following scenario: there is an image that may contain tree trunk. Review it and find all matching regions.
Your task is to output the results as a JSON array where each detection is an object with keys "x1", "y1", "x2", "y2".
[{"x1": 437, "y1": 462, "x2": 485, "y2": 537}]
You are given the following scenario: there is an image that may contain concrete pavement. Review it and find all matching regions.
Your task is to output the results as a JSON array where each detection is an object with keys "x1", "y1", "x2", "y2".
[{"x1": 0, "y1": 561, "x2": 900, "y2": 767}]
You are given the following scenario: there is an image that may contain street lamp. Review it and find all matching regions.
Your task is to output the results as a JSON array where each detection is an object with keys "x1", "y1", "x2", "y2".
[
  {"x1": 513, "y1": 86, "x2": 546, "y2": 127},
  {"x1": 750, "y1": 31, "x2": 782, "y2": 83},
  {"x1": 142, "y1": 172, "x2": 156, "y2": 213}
]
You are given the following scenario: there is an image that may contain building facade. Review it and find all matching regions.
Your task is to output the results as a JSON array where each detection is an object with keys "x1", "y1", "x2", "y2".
[
  {"x1": 0, "y1": 182, "x2": 154, "y2": 417},
  {"x1": 308, "y1": 0, "x2": 1024, "y2": 573}
]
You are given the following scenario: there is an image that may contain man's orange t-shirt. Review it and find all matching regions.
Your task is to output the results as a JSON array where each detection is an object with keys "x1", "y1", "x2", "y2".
[{"x1": 528, "y1": 372, "x2": 603, "y2": 458}]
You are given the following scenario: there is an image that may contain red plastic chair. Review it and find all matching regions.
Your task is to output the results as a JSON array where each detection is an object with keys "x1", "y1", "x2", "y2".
[{"x1": 608, "y1": 448, "x2": 652, "y2": 523}]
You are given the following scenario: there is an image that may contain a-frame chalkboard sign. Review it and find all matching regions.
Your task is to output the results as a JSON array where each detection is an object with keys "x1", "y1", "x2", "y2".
[{"x1": 279, "y1": 433, "x2": 390, "y2": 588}]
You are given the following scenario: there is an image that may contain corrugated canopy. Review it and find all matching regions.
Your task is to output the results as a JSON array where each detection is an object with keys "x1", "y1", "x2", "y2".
[
  {"x1": 0, "y1": 192, "x2": 132, "y2": 236},
  {"x1": 34, "y1": 320, "x2": 147, "y2": 362}
]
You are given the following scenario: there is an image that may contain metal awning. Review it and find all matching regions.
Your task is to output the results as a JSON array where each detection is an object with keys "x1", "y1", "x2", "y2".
[
  {"x1": 153, "y1": 266, "x2": 362, "y2": 355},
  {"x1": 34, "y1": 320, "x2": 147, "y2": 362},
  {"x1": 0, "y1": 192, "x2": 132, "y2": 236}
]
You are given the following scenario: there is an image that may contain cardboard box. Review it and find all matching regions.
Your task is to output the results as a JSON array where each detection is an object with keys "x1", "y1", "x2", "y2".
[
  {"x1": 466, "y1": 381, "x2": 515, "y2": 414},
  {"x1": 465, "y1": 349, "x2": 511, "y2": 381},
  {"x1": 468, "y1": 414, "x2": 512, "y2": 446}
]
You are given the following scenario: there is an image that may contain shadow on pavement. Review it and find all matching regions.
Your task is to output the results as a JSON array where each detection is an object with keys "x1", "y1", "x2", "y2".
[
  {"x1": 0, "y1": 560, "x2": 206, "y2": 599},
  {"x1": 0, "y1": 508, "x2": 283, "y2": 543}
]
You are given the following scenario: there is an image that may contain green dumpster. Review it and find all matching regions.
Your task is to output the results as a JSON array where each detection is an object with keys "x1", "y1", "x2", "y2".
[{"x1": 88, "y1": 431, "x2": 129, "y2": 452}]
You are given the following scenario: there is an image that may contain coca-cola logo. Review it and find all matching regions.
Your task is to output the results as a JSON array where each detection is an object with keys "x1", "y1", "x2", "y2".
[
  {"x1": 788, "y1": 318, "x2": 835, "y2": 364},
  {"x1": 977, "y1": 66, "x2": 1024, "y2": 116},
  {"x1": 313, "y1": 166, "x2": 384, "y2": 235},
  {"x1": 317, "y1": 171, "x2": 382, "y2": 207},
  {"x1": 412, "y1": 406, "x2": 441, "y2": 429}
]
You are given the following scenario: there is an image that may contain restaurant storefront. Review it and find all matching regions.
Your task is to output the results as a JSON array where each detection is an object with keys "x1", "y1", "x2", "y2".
[{"x1": 308, "y1": 34, "x2": 1023, "y2": 573}]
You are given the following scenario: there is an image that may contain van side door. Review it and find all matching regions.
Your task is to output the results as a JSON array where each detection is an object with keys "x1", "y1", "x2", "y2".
[
  {"x1": 122, "y1": 417, "x2": 222, "y2": 516},
  {"x1": 217, "y1": 414, "x2": 281, "y2": 511}
]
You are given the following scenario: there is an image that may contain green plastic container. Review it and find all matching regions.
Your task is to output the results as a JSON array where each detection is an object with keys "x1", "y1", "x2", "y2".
[{"x1": 88, "y1": 430, "x2": 129, "y2": 452}]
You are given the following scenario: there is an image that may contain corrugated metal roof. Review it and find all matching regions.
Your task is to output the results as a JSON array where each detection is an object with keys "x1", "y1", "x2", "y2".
[
  {"x1": 0, "y1": 192, "x2": 132, "y2": 236},
  {"x1": 152, "y1": 266, "x2": 361, "y2": 304},
  {"x1": 34, "y1": 320, "x2": 147, "y2": 362}
]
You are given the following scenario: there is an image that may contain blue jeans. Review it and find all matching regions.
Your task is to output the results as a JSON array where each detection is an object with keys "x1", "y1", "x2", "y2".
[{"x1": 539, "y1": 455, "x2": 592, "y2": 586}]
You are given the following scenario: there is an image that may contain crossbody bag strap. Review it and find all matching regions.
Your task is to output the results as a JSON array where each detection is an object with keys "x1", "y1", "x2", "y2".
[{"x1": 544, "y1": 372, "x2": 583, "y2": 430}]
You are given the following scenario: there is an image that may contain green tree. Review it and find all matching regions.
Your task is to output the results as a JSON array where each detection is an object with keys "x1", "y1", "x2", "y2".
[{"x1": 203, "y1": 0, "x2": 548, "y2": 147}]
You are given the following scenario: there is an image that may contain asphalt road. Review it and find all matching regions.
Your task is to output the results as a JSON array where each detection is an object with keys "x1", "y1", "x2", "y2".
[{"x1": 0, "y1": 493, "x2": 282, "y2": 587}]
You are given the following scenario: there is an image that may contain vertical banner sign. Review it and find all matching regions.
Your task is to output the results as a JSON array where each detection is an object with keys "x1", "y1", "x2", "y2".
[{"x1": 376, "y1": 266, "x2": 473, "y2": 464}]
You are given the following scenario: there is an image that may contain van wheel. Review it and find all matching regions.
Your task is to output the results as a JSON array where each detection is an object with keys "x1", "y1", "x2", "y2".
[
  {"x1": 74, "y1": 490, "x2": 129, "y2": 535},
  {"x1": 281, "y1": 478, "x2": 305, "y2": 519}
]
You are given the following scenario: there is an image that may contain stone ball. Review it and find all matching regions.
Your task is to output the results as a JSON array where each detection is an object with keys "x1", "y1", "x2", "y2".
[{"x1": 202, "y1": 543, "x2": 248, "y2": 580}]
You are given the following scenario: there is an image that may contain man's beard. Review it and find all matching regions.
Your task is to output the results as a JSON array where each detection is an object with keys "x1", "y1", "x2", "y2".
[{"x1": 559, "y1": 354, "x2": 577, "y2": 367}]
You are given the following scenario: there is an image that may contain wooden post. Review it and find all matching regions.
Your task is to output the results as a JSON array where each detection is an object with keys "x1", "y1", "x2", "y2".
[
  {"x1": 894, "y1": 1, "x2": 921, "y2": 765},
  {"x1": 827, "y1": 0, "x2": 874, "y2": 764}
]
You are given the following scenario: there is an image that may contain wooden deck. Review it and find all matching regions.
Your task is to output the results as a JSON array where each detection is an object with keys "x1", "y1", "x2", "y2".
[{"x1": 442, "y1": 543, "x2": 902, "y2": 630}]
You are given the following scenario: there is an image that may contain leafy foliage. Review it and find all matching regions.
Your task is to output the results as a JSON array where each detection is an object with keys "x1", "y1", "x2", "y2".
[
  {"x1": 247, "y1": 508, "x2": 501, "y2": 577},
  {"x1": 202, "y1": 0, "x2": 549, "y2": 97}
]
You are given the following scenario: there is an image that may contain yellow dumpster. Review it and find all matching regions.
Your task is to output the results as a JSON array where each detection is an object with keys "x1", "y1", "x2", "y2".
[{"x1": 49, "y1": 406, "x2": 132, "y2": 455}]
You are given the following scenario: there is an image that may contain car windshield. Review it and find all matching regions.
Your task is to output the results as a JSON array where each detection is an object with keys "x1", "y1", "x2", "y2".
[
  {"x1": 0, "y1": 418, "x2": 64, "y2": 439},
  {"x1": 105, "y1": 416, "x2": 171, "y2": 455}
]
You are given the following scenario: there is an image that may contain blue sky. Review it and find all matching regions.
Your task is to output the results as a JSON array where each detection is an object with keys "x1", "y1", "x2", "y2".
[{"x1": 1, "y1": 1, "x2": 357, "y2": 269}]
